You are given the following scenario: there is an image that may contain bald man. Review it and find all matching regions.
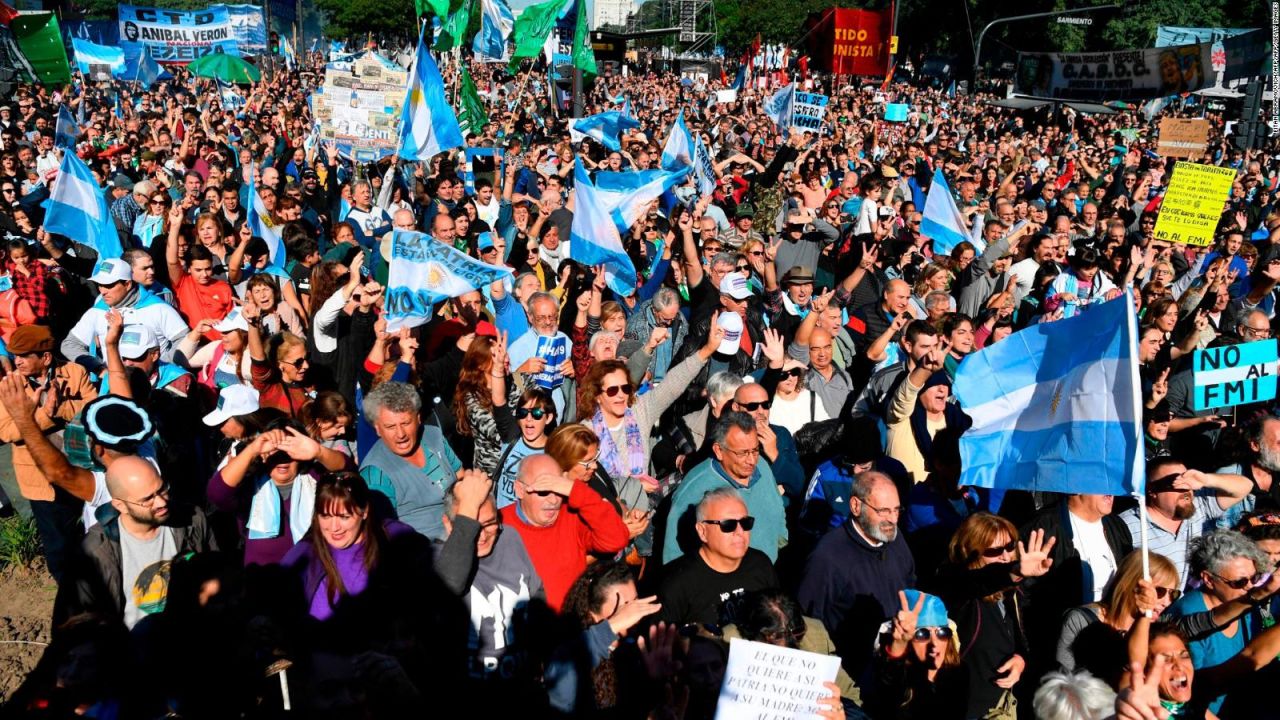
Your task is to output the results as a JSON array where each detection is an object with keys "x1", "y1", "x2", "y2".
[
  {"x1": 790, "y1": 326, "x2": 855, "y2": 418},
  {"x1": 67, "y1": 457, "x2": 216, "y2": 628}
]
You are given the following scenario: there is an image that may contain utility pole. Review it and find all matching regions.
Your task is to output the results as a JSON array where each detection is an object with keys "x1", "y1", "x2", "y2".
[{"x1": 972, "y1": 5, "x2": 1119, "y2": 83}]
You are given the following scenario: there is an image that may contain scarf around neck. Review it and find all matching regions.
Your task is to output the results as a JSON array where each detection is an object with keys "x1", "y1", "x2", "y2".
[{"x1": 590, "y1": 406, "x2": 646, "y2": 481}]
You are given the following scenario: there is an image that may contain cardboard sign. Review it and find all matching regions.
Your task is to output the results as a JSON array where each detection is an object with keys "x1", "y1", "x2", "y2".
[
  {"x1": 884, "y1": 103, "x2": 909, "y2": 122},
  {"x1": 791, "y1": 92, "x2": 829, "y2": 133},
  {"x1": 531, "y1": 335, "x2": 569, "y2": 390},
  {"x1": 315, "y1": 52, "x2": 408, "y2": 162},
  {"x1": 1157, "y1": 118, "x2": 1211, "y2": 158},
  {"x1": 714, "y1": 638, "x2": 841, "y2": 720},
  {"x1": 1152, "y1": 161, "x2": 1236, "y2": 247},
  {"x1": 1192, "y1": 340, "x2": 1280, "y2": 410}
]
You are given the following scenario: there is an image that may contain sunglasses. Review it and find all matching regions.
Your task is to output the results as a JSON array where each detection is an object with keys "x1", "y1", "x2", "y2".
[
  {"x1": 1211, "y1": 572, "x2": 1259, "y2": 590},
  {"x1": 283, "y1": 355, "x2": 310, "y2": 369},
  {"x1": 603, "y1": 384, "x2": 633, "y2": 397},
  {"x1": 784, "y1": 368, "x2": 805, "y2": 378},
  {"x1": 981, "y1": 540, "x2": 1018, "y2": 558},
  {"x1": 514, "y1": 407, "x2": 550, "y2": 420},
  {"x1": 736, "y1": 264, "x2": 750, "y2": 271},
  {"x1": 700, "y1": 516, "x2": 756, "y2": 533},
  {"x1": 1152, "y1": 586, "x2": 1182, "y2": 601},
  {"x1": 912, "y1": 627, "x2": 953, "y2": 642},
  {"x1": 737, "y1": 400, "x2": 772, "y2": 412}
]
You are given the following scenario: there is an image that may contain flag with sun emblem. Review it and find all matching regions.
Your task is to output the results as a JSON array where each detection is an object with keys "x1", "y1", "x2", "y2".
[
  {"x1": 384, "y1": 229, "x2": 512, "y2": 331},
  {"x1": 398, "y1": 29, "x2": 464, "y2": 162},
  {"x1": 953, "y1": 291, "x2": 1144, "y2": 496}
]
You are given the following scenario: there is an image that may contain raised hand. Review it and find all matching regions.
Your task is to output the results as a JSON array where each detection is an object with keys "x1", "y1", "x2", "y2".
[
  {"x1": 891, "y1": 590, "x2": 925, "y2": 648},
  {"x1": 760, "y1": 327, "x2": 785, "y2": 366},
  {"x1": 277, "y1": 426, "x2": 322, "y2": 462},
  {"x1": 1115, "y1": 658, "x2": 1170, "y2": 720},
  {"x1": 703, "y1": 311, "x2": 727, "y2": 355},
  {"x1": 1149, "y1": 368, "x2": 1170, "y2": 407},
  {"x1": 0, "y1": 373, "x2": 36, "y2": 421},
  {"x1": 860, "y1": 241, "x2": 880, "y2": 270},
  {"x1": 453, "y1": 469, "x2": 493, "y2": 516},
  {"x1": 1017, "y1": 528, "x2": 1056, "y2": 578},
  {"x1": 104, "y1": 309, "x2": 125, "y2": 346},
  {"x1": 810, "y1": 288, "x2": 836, "y2": 315},
  {"x1": 637, "y1": 621, "x2": 680, "y2": 681},
  {"x1": 605, "y1": 594, "x2": 662, "y2": 637}
]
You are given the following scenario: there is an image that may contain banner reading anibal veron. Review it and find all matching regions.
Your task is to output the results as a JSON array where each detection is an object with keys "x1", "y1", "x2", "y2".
[
  {"x1": 1014, "y1": 43, "x2": 1213, "y2": 101},
  {"x1": 119, "y1": 4, "x2": 244, "y2": 63}
]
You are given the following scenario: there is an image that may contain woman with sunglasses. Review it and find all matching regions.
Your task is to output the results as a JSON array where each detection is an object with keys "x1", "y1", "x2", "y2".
[
  {"x1": 1056, "y1": 551, "x2": 1178, "y2": 685},
  {"x1": 494, "y1": 388, "x2": 556, "y2": 509},
  {"x1": 869, "y1": 589, "x2": 967, "y2": 720},
  {"x1": 131, "y1": 191, "x2": 171, "y2": 249},
  {"x1": 242, "y1": 299, "x2": 314, "y2": 418},
  {"x1": 548, "y1": 424, "x2": 652, "y2": 555},
  {"x1": 936, "y1": 513, "x2": 1056, "y2": 719},
  {"x1": 768, "y1": 357, "x2": 830, "y2": 435}
]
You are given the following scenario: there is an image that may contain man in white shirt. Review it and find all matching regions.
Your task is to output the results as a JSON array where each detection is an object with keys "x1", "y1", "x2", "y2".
[{"x1": 61, "y1": 258, "x2": 190, "y2": 371}]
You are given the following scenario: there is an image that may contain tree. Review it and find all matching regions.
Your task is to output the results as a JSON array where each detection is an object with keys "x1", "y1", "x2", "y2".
[{"x1": 316, "y1": 0, "x2": 416, "y2": 38}]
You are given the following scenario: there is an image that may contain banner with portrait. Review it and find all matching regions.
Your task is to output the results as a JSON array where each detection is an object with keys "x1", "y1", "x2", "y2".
[
  {"x1": 1014, "y1": 44, "x2": 1213, "y2": 101},
  {"x1": 118, "y1": 4, "x2": 241, "y2": 63}
]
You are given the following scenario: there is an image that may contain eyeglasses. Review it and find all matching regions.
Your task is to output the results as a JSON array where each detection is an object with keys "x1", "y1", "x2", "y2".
[
  {"x1": 703, "y1": 246, "x2": 722, "y2": 254},
  {"x1": 981, "y1": 540, "x2": 1018, "y2": 558},
  {"x1": 1152, "y1": 586, "x2": 1182, "y2": 601},
  {"x1": 719, "y1": 445, "x2": 761, "y2": 459},
  {"x1": 784, "y1": 368, "x2": 805, "y2": 378},
  {"x1": 1243, "y1": 326, "x2": 1272, "y2": 339},
  {"x1": 864, "y1": 503, "x2": 901, "y2": 517},
  {"x1": 700, "y1": 516, "x2": 755, "y2": 533},
  {"x1": 603, "y1": 384, "x2": 633, "y2": 397},
  {"x1": 478, "y1": 518, "x2": 502, "y2": 535},
  {"x1": 151, "y1": 198, "x2": 168, "y2": 205},
  {"x1": 912, "y1": 627, "x2": 953, "y2": 642},
  {"x1": 577, "y1": 453, "x2": 599, "y2": 469},
  {"x1": 1211, "y1": 572, "x2": 1259, "y2": 590},
  {"x1": 283, "y1": 355, "x2": 310, "y2": 369},
  {"x1": 514, "y1": 407, "x2": 550, "y2": 420},
  {"x1": 736, "y1": 264, "x2": 750, "y2": 271},
  {"x1": 737, "y1": 400, "x2": 772, "y2": 412},
  {"x1": 123, "y1": 481, "x2": 170, "y2": 508},
  {"x1": 1, "y1": 188, "x2": 14, "y2": 194},
  {"x1": 748, "y1": 250, "x2": 765, "y2": 257}
]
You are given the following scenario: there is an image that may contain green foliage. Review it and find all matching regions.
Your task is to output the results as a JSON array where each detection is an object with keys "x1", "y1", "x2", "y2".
[
  {"x1": 0, "y1": 516, "x2": 41, "y2": 571},
  {"x1": 79, "y1": 0, "x2": 208, "y2": 20},
  {"x1": 316, "y1": 0, "x2": 417, "y2": 38}
]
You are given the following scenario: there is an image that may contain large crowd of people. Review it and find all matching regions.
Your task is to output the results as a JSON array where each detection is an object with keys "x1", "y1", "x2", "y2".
[{"x1": 0, "y1": 34, "x2": 1277, "y2": 720}]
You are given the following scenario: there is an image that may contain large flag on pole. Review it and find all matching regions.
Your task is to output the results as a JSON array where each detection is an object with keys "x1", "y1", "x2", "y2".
[
  {"x1": 763, "y1": 83, "x2": 796, "y2": 131},
  {"x1": 594, "y1": 167, "x2": 692, "y2": 234},
  {"x1": 508, "y1": 0, "x2": 567, "y2": 69},
  {"x1": 71, "y1": 37, "x2": 124, "y2": 79},
  {"x1": 921, "y1": 169, "x2": 976, "y2": 255},
  {"x1": 55, "y1": 105, "x2": 81, "y2": 149},
  {"x1": 570, "y1": 110, "x2": 640, "y2": 152},
  {"x1": 384, "y1": 229, "x2": 513, "y2": 331},
  {"x1": 571, "y1": 0, "x2": 596, "y2": 75},
  {"x1": 247, "y1": 171, "x2": 286, "y2": 271},
  {"x1": 2, "y1": 7, "x2": 71, "y2": 84},
  {"x1": 472, "y1": 0, "x2": 514, "y2": 62},
  {"x1": 44, "y1": 150, "x2": 124, "y2": 261},
  {"x1": 953, "y1": 292, "x2": 1144, "y2": 497},
  {"x1": 434, "y1": 0, "x2": 473, "y2": 52},
  {"x1": 398, "y1": 30, "x2": 464, "y2": 162},
  {"x1": 569, "y1": 161, "x2": 637, "y2": 297},
  {"x1": 456, "y1": 65, "x2": 489, "y2": 133},
  {"x1": 660, "y1": 111, "x2": 716, "y2": 197},
  {"x1": 415, "y1": 0, "x2": 451, "y2": 18}
]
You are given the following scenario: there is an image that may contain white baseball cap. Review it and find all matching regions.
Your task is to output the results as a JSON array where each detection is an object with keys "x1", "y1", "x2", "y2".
[
  {"x1": 89, "y1": 257, "x2": 133, "y2": 285},
  {"x1": 203, "y1": 385, "x2": 261, "y2": 426},
  {"x1": 718, "y1": 272, "x2": 753, "y2": 300},
  {"x1": 117, "y1": 324, "x2": 159, "y2": 360},
  {"x1": 215, "y1": 307, "x2": 250, "y2": 333},
  {"x1": 716, "y1": 312, "x2": 744, "y2": 355}
]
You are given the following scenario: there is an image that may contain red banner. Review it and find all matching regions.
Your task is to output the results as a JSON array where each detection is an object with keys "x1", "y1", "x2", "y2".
[{"x1": 804, "y1": 7, "x2": 891, "y2": 77}]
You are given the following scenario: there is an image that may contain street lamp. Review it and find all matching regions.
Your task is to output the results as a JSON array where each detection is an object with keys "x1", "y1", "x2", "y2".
[{"x1": 972, "y1": 5, "x2": 1120, "y2": 83}]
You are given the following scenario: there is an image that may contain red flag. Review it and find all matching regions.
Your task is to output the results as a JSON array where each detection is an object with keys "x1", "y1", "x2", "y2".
[
  {"x1": 798, "y1": 56, "x2": 809, "y2": 81},
  {"x1": 0, "y1": 1, "x2": 18, "y2": 26},
  {"x1": 751, "y1": 33, "x2": 761, "y2": 60}
]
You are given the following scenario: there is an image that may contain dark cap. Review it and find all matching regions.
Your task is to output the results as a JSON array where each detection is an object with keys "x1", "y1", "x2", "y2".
[
  {"x1": 735, "y1": 203, "x2": 755, "y2": 219},
  {"x1": 8, "y1": 325, "x2": 55, "y2": 355},
  {"x1": 781, "y1": 267, "x2": 815, "y2": 286}
]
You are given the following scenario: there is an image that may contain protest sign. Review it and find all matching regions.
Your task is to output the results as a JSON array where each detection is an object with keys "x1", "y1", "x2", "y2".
[
  {"x1": 715, "y1": 638, "x2": 841, "y2": 720},
  {"x1": 1014, "y1": 43, "x2": 1213, "y2": 101},
  {"x1": 715, "y1": 89, "x2": 738, "y2": 104},
  {"x1": 791, "y1": 93, "x2": 829, "y2": 133},
  {"x1": 884, "y1": 103, "x2": 908, "y2": 122},
  {"x1": 1157, "y1": 118, "x2": 1210, "y2": 158},
  {"x1": 462, "y1": 147, "x2": 505, "y2": 193},
  {"x1": 531, "y1": 336, "x2": 569, "y2": 390},
  {"x1": 384, "y1": 230, "x2": 512, "y2": 331},
  {"x1": 1193, "y1": 340, "x2": 1280, "y2": 411},
  {"x1": 1152, "y1": 161, "x2": 1236, "y2": 247},
  {"x1": 118, "y1": 4, "x2": 241, "y2": 63},
  {"x1": 314, "y1": 52, "x2": 407, "y2": 162}
]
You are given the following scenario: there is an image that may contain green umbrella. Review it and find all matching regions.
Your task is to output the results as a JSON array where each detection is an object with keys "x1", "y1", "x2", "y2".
[{"x1": 187, "y1": 53, "x2": 261, "y2": 84}]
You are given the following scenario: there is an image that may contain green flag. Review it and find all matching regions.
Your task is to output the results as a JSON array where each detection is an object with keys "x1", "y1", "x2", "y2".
[
  {"x1": 415, "y1": 0, "x2": 451, "y2": 18},
  {"x1": 509, "y1": 0, "x2": 566, "y2": 70},
  {"x1": 433, "y1": 0, "x2": 472, "y2": 52},
  {"x1": 571, "y1": 0, "x2": 596, "y2": 76},
  {"x1": 10, "y1": 12, "x2": 70, "y2": 85},
  {"x1": 457, "y1": 66, "x2": 489, "y2": 133}
]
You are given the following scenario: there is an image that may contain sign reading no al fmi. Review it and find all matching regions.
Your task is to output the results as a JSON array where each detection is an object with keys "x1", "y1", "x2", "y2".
[{"x1": 1192, "y1": 340, "x2": 1280, "y2": 410}]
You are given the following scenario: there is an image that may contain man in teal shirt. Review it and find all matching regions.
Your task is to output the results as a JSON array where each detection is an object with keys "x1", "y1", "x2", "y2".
[{"x1": 662, "y1": 412, "x2": 787, "y2": 564}]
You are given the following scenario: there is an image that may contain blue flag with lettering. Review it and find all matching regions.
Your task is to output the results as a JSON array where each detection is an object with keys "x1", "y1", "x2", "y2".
[{"x1": 384, "y1": 229, "x2": 513, "y2": 331}]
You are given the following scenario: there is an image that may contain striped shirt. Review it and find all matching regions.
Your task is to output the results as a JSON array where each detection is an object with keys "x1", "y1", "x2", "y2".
[{"x1": 1119, "y1": 493, "x2": 1225, "y2": 590}]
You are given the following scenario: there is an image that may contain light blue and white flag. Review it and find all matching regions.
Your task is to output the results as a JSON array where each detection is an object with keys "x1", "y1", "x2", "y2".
[
  {"x1": 247, "y1": 171, "x2": 286, "y2": 270},
  {"x1": 473, "y1": 0, "x2": 515, "y2": 62},
  {"x1": 570, "y1": 161, "x2": 637, "y2": 297},
  {"x1": 71, "y1": 38, "x2": 125, "y2": 78},
  {"x1": 129, "y1": 46, "x2": 162, "y2": 88},
  {"x1": 763, "y1": 83, "x2": 796, "y2": 131},
  {"x1": 954, "y1": 292, "x2": 1143, "y2": 497},
  {"x1": 594, "y1": 166, "x2": 691, "y2": 233},
  {"x1": 398, "y1": 32, "x2": 465, "y2": 162},
  {"x1": 570, "y1": 110, "x2": 641, "y2": 152},
  {"x1": 44, "y1": 150, "x2": 124, "y2": 261},
  {"x1": 219, "y1": 79, "x2": 246, "y2": 110},
  {"x1": 384, "y1": 229, "x2": 513, "y2": 331},
  {"x1": 659, "y1": 111, "x2": 717, "y2": 197},
  {"x1": 921, "y1": 169, "x2": 976, "y2": 255},
  {"x1": 55, "y1": 105, "x2": 81, "y2": 149}
]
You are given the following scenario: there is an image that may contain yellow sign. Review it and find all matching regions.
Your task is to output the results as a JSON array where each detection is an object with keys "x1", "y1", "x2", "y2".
[
  {"x1": 1153, "y1": 161, "x2": 1237, "y2": 247},
  {"x1": 889, "y1": 35, "x2": 898, "y2": 54}
]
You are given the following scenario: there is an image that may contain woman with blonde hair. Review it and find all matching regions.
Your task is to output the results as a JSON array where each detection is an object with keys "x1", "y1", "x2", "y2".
[
  {"x1": 1056, "y1": 551, "x2": 1178, "y2": 685},
  {"x1": 546, "y1": 424, "x2": 650, "y2": 543},
  {"x1": 936, "y1": 512, "x2": 1056, "y2": 719},
  {"x1": 910, "y1": 264, "x2": 954, "y2": 319}
]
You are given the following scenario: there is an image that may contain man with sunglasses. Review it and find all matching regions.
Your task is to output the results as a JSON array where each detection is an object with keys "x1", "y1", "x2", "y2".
[
  {"x1": 798, "y1": 470, "x2": 915, "y2": 680},
  {"x1": 1120, "y1": 457, "x2": 1252, "y2": 588},
  {"x1": 730, "y1": 382, "x2": 804, "y2": 506},
  {"x1": 657, "y1": 486, "x2": 778, "y2": 630}
]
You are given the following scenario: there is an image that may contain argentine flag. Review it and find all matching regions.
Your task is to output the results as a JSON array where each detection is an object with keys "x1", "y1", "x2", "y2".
[
  {"x1": 954, "y1": 292, "x2": 1143, "y2": 497},
  {"x1": 398, "y1": 32, "x2": 465, "y2": 162},
  {"x1": 660, "y1": 111, "x2": 716, "y2": 197},
  {"x1": 55, "y1": 105, "x2": 81, "y2": 149},
  {"x1": 594, "y1": 166, "x2": 691, "y2": 234},
  {"x1": 71, "y1": 38, "x2": 124, "y2": 78},
  {"x1": 473, "y1": 0, "x2": 515, "y2": 62},
  {"x1": 384, "y1": 229, "x2": 513, "y2": 331},
  {"x1": 247, "y1": 171, "x2": 286, "y2": 270},
  {"x1": 45, "y1": 150, "x2": 124, "y2": 261},
  {"x1": 570, "y1": 161, "x2": 638, "y2": 297},
  {"x1": 921, "y1": 169, "x2": 977, "y2": 255},
  {"x1": 763, "y1": 83, "x2": 795, "y2": 131},
  {"x1": 570, "y1": 110, "x2": 640, "y2": 152}
]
